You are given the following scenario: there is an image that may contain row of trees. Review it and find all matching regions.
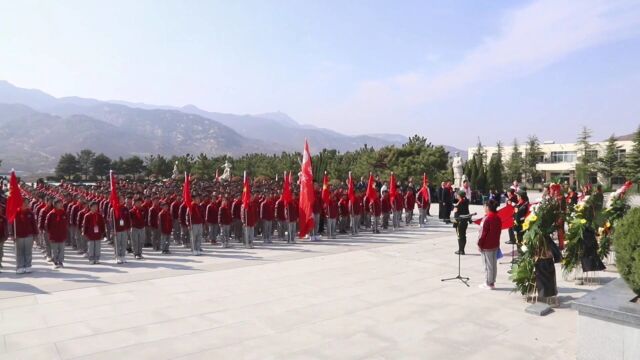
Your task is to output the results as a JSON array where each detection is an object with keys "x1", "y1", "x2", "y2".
[
  {"x1": 53, "y1": 135, "x2": 452, "y2": 184},
  {"x1": 465, "y1": 125, "x2": 640, "y2": 193}
]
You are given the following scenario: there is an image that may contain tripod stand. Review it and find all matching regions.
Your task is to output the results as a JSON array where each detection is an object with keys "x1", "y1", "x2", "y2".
[
  {"x1": 441, "y1": 213, "x2": 475, "y2": 287},
  {"x1": 441, "y1": 246, "x2": 470, "y2": 286}
]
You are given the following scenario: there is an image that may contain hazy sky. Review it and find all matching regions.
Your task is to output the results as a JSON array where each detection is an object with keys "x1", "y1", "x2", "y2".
[{"x1": 1, "y1": 0, "x2": 640, "y2": 148}]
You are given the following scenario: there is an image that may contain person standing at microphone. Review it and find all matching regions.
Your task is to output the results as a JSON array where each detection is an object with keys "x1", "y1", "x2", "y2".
[{"x1": 453, "y1": 190, "x2": 470, "y2": 255}]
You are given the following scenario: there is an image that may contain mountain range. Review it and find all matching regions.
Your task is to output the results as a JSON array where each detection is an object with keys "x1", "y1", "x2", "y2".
[{"x1": 0, "y1": 80, "x2": 464, "y2": 174}]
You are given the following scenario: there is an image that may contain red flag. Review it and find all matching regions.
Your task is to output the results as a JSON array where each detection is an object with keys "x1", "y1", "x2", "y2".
[
  {"x1": 242, "y1": 171, "x2": 251, "y2": 208},
  {"x1": 321, "y1": 172, "x2": 331, "y2": 204},
  {"x1": 282, "y1": 171, "x2": 292, "y2": 205},
  {"x1": 347, "y1": 172, "x2": 355, "y2": 203},
  {"x1": 473, "y1": 205, "x2": 515, "y2": 230},
  {"x1": 6, "y1": 170, "x2": 23, "y2": 223},
  {"x1": 183, "y1": 172, "x2": 192, "y2": 207},
  {"x1": 109, "y1": 170, "x2": 120, "y2": 220},
  {"x1": 419, "y1": 173, "x2": 429, "y2": 202},
  {"x1": 366, "y1": 173, "x2": 378, "y2": 201},
  {"x1": 298, "y1": 140, "x2": 315, "y2": 237},
  {"x1": 389, "y1": 172, "x2": 397, "y2": 200}
]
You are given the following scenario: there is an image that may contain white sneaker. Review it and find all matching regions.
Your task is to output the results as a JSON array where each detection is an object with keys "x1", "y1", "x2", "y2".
[
  {"x1": 16, "y1": 268, "x2": 25, "y2": 274},
  {"x1": 25, "y1": 267, "x2": 32, "y2": 273},
  {"x1": 116, "y1": 258, "x2": 123, "y2": 264},
  {"x1": 46, "y1": 257, "x2": 53, "y2": 263},
  {"x1": 192, "y1": 250, "x2": 198, "y2": 256},
  {"x1": 478, "y1": 283, "x2": 494, "y2": 290}
]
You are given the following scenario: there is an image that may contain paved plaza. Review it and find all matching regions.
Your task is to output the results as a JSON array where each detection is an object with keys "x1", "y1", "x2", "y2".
[{"x1": 0, "y1": 203, "x2": 618, "y2": 359}]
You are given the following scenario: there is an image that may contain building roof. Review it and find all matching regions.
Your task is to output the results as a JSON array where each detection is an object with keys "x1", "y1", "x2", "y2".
[{"x1": 614, "y1": 133, "x2": 635, "y2": 141}]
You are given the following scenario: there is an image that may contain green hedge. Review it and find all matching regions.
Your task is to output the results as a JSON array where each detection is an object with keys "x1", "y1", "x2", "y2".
[{"x1": 614, "y1": 207, "x2": 640, "y2": 296}]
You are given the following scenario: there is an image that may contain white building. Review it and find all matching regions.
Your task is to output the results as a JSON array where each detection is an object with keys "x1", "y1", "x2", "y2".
[{"x1": 467, "y1": 134, "x2": 634, "y2": 187}]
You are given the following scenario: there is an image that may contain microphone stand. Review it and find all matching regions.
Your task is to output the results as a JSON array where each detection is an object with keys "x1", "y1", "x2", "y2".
[{"x1": 441, "y1": 213, "x2": 475, "y2": 287}]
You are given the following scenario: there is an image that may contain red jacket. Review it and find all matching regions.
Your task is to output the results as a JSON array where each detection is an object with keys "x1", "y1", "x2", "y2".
[
  {"x1": 369, "y1": 197, "x2": 382, "y2": 217},
  {"x1": 404, "y1": 192, "x2": 416, "y2": 211},
  {"x1": 231, "y1": 199, "x2": 242, "y2": 220},
  {"x1": 338, "y1": 198, "x2": 349, "y2": 217},
  {"x1": 260, "y1": 199, "x2": 275, "y2": 221},
  {"x1": 241, "y1": 203, "x2": 257, "y2": 227},
  {"x1": 148, "y1": 205, "x2": 160, "y2": 228},
  {"x1": 275, "y1": 199, "x2": 286, "y2": 221},
  {"x1": 350, "y1": 196, "x2": 362, "y2": 215},
  {"x1": 130, "y1": 207, "x2": 146, "y2": 229},
  {"x1": 187, "y1": 203, "x2": 204, "y2": 225},
  {"x1": 0, "y1": 214, "x2": 7, "y2": 241},
  {"x1": 417, "y1": 192, "x2": 429, "y2": 209},
  {"x1": 170, "y1": 200, "x2": 181, "y2": 220},
  {"x1": 286, "y1": 200, "x2": 298, "y2": 221},
  {"x1": 14, "y1": 208, "x2": 38, "y2": 238},
  {"x1": 381, "y1": 194, "x2": 391, "y2": 213},
  {"x1": 158, "y1": 209, "x2": 173, "y2": 235},
  {"x1": 325, "y1": 198, "x2": 339, "y2": 219},
  {"x1": 82, "y1": 211, "x2": 106, "y2": 241},
  {"x1": 38, "y1": 205, "x2": 52, "y2": 231},
  {"x1": 46, "y1": 209, "x2": 68, "y2": 243},
  {"x1": 218, "y1": 204, "x2": 232, "y2": 225},
  {"x1": 393, "y1": 194, "x2": 404, "y2": 211},
  {"x1": 312, "y1": 191, "x2": 322, "y2": 214},
  {"x1": 113, "y1": 205, "x2": 131, "y2": 232},
  {"x1": 206, "y1": 202, "x2": 219, "y2": 224},
  {"x1": 478, "y1": 211, "x2": 502, "y2": 250}
]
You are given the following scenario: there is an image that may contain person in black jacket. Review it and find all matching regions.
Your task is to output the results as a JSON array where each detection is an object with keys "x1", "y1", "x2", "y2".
[
  {"x1": 453, "y1": 190, "x2": 470, "y2": 255},
  {"x1": 513, "y1": 190, "x2": 529, "y2": 245}
]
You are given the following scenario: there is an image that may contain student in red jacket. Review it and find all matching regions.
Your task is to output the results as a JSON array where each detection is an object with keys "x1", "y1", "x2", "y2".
[
  {"x1": 158, "y1": 202, "x2": 173, "y2": 254},
  {"x1": 324, "y1": 194, "x2": 339, "y2": 239},
  {"x1": 369, "y1": 195, "x2": 382, "y2": 234},
  {"x1": 477, "y1": 199, "x2": 502, "y2": 290},
  {"x1": 130, "y1": 198, "x2": 147, "y2": 260},
  {"x1": 218, "y1": 199, "x2": 232, "y2": 248},
  {"x1": 82, "y1": 202, "x2": 106, "y2": 264},
  {"x1": 205, "y1": 196, "x2": 219, "y2": 245},
  {"x1": 241, "y1": 196, "x2": 257, "y2": 248},
  {"x1": 275, "y1": 195, "x2": 287, "y2": 240},
  {"x1": 14, "y1": 199, "x2": 38, "y2": 274},
  {"x1": 46, "y1": 199, "x2": 68, "y2": 269},
  {"x1": 260, "y1": 195, "x2": 275, "y2": 244},
  {"x1": 380, "y1": 190, "x2": 391, "y2": 230},
  {"x1": 0, "y1": 211, "x2": 6, "y2": 271}
]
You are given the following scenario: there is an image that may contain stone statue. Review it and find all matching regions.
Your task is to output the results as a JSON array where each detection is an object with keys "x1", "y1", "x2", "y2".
[
  {"x1": 220, "y1": 160, "x2": 232, "y2": 181},
  {"x1": 172, "y1": 161, "x2": 179, "y2": 179},
  {"x1": 452, "y1": 152, "x2": 464, "y2": 189}
]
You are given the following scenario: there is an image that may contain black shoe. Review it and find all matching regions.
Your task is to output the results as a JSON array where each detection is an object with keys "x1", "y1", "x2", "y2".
[{"x1": 455, "y1": 250, "x2": 465, "y2": 255}]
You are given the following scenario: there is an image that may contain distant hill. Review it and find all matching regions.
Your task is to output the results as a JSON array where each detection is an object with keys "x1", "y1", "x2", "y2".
[{"x1": 0, "y1": 80, "x2": 464, "y2": 173}]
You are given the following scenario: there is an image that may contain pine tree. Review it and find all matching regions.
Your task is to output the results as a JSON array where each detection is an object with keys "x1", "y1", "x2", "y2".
[
  {"x1": 505, "y1": 138, "x2": 523, "y2": 184},
  {"x1": 625, "y1": 125, "x2": 640, "y2": 186},
  {"x1": 487, "y1": 141, "x2": 504, "y2": 192},
  {"x1": 596, "y1": 135, "x2": 622, "y2": 188},
  {"x1": 523, "y1": 135, "x2": 543, "y2": 187},
  {"x1": 575, "y1": 126, "x2": 594, "y2": 186}
]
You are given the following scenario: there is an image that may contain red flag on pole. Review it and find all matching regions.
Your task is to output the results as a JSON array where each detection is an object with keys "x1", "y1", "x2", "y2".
[
  {"x1": 389, "y1": 172, "x2": 397, "y2": 200},
  {"x1": 298, "y1": 139, "x2": 315, "y2": 237},
  {"x1": 6, "y1": 169, "x2": 23, "y2": 223},
  {"x1": 347, "y1": 172, "x2": 355, "y2": 204},
  {"x1": 109, "y1": 170, "x2": 120, "y2": 220},
  {"x1": 321, "y1": 172, "x2": 331, "y2": 204},
  {"x1": 419, "y1": 173, "x2": 429, "y2": 202},
  {"x1": 473, "y1": 205, "x2": 515, "y2": 230},
  {"x1": 242, "y1": 171, "x2": 251, "y2": 208},
  {"x1": 366, "y1": 173, "x2": 378, "y2": 201},
  {"x1": 282, "y1": 171, "x2": 292, "y2": 205},
  {"x1": 183, "y1": 172, "x2": 192, "y2": 207}
]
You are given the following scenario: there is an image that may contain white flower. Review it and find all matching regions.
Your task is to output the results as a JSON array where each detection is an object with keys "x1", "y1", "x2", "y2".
[{"x1": 521, "y1": 245, "x2": 528, "y2": 253}]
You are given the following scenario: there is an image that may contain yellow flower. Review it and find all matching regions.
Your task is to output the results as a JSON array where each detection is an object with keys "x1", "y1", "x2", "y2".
[
  {"x1": 605, "y1": 221, "x2": 611, "y2": 229},
  {"x1": 580, "y1": 219, "x2": 587, "y2": 224},
  {"x1": 523, "y1": 221, "x2": 530, "y2": 231}
]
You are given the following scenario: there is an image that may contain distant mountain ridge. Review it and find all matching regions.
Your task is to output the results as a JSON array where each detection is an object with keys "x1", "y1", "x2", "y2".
[{"x1": 0, "y1": 80, "x2": 464, "y2": 173}]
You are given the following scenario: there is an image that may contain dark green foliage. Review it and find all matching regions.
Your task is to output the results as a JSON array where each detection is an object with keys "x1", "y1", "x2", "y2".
[
  {"x1": 613, "y1": 207, "x2": 640, "y2": 296},
  {"x1": 55, "y1": 153, "x2": 80, "y2": 179},
  {"x1": 51, "y1": 134, "x2": 451, "y2": 183}
]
